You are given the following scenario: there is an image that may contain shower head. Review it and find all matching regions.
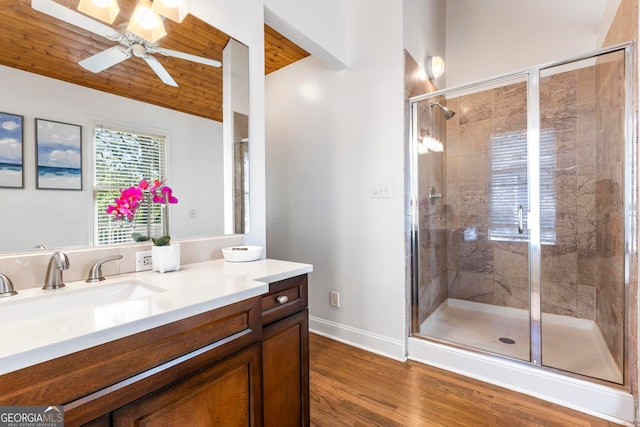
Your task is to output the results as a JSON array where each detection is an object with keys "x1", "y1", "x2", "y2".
[{"x1": 430, "y1": 102, "x2": 456, "y2": 120}]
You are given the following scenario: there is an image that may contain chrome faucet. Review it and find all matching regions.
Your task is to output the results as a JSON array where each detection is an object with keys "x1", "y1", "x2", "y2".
[
  {"x1": 86, "y1": 255, "x2": 123, "y2": 283},
  {"x1": 42, "y1": 251, "x2": 69, "y2": 290},
  {"x1": 0, "y1": 273, "x2": 17, "y2": 297}
]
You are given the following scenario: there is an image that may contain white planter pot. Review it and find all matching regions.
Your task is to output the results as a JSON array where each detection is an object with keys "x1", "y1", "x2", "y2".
[{"x1": 152, "y1": 243, "x2": 181, "y2": 273}]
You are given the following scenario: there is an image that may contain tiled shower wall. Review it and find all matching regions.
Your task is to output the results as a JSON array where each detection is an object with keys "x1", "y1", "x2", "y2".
[
  {"x1": 539, "y1": 67, "x2": 598, "y2": 319},
  {"x1": 594, "y1": 52, "x2": 626, "y2": 369},
  {"x1": 444, "y1": 82, "x2": 533, "y2": 312},
  {"x1": 599, "y1": 0, "x2": 637, "y2": 387},
  {"x1": 416, "y1": 100, "x2": 448, "y2": 325},
  {"x1": 417, "y1": 59, "x2": 626, "y2": 328},
  {"x1": 443, "y1": 66, "x2": 617, "y2": 321}
]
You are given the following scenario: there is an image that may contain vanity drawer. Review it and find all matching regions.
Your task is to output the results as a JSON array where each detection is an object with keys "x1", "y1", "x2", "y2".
[{"x1": 261, "y1": 274, "x2": 308, "y2": 325}]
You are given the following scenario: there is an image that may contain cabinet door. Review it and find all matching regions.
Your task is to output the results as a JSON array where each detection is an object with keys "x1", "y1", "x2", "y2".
[
  {"x1": 82, "y1": 415, "x2": 110, "y2": 427},
  {"x1": 263, "y1": 309, "x2": 309, "y2": 427},
  {"x1": 112, "y1": 344, "x2": 262, "y2": 427}
]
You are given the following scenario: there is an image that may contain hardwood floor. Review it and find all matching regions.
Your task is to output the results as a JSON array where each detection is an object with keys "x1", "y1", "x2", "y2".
[{"x1": 309, "y1": 334, "x2": 622, "y2": 426}]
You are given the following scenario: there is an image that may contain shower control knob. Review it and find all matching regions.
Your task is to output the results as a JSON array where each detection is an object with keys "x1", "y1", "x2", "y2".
[
  {"x1": 276, "y1": 295, "x2": 289, "y2": 304},
  {"x1": 428, "y1": 187, "x2": 443, "y2": 205}
]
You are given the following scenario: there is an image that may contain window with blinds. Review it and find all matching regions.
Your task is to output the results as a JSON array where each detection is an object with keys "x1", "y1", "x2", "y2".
[
  {"x1": 488, "y1": 129, "x2": 556, "y2": 244},
  {"x1": 94, "y1": 124, "x2": 167, "y2": 246}
]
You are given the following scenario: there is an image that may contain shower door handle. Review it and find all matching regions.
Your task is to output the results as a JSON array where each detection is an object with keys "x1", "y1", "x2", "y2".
[{"x1": 518, "y1": 205, "x2": 524, "y2": 234}]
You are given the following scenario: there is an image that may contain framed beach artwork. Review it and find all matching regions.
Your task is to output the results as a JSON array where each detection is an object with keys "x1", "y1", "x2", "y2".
[
  {"x1": 35, "y1": 118, "x2": 82, "y2": 190},
  {"x1": 0, "y1": 112, "x2": 24, "y2": 188}
]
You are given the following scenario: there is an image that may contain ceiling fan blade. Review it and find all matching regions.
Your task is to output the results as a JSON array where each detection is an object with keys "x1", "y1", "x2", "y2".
[
  {"x1": 154, "y1": 48, "x2": 222, "y2": 67},
  {"x1": 79, "y1": 46, "x2": 131, "y2": 73},
  {"x1": 143, "y1": 55, "x2": 178, "y2": 87},
  {"x1": 31, "y1": 0, "x2": 121, "y2": 41}
]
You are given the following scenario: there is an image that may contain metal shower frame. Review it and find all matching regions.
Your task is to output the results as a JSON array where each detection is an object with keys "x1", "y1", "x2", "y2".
[{"x1": 408, "y1": 41, "x2": 636, "y2": 386}]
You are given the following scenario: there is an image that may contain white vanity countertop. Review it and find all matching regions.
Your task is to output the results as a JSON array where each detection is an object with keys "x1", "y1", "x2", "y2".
[{"x1": 0, "y1": 258, "x2": 313, "y2": 375}]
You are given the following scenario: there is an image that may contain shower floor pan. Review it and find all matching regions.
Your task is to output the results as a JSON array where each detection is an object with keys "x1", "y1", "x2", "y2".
[{"x1": 419, "y1": 299, "x2": 622, "y2": 383}]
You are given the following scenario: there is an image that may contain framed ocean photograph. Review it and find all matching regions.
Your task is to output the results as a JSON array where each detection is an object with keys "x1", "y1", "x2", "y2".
[
  {"x1": 35, "y1": 118, "x2": 82, "y2": 190},
  {"x1": 0, "y1": 112, "x2": 24, "y2": 188}
]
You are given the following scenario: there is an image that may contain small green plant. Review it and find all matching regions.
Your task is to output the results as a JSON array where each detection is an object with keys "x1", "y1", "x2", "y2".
[{"x1": 152, "y1": 235, "x2": 171, "y2": 246}]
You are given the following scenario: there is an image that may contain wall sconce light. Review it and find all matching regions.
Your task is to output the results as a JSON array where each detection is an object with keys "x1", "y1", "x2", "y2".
[
  {"x1": 128, "y1": 0, "x2": 167, "y2": 43},
  {"x1": 77, "y1": 0, "x2": 120, "y2": 24},
  {"x1": 151, "y1": 0, "x2": 189, "y2": 23},
  {"x1": 425, "y1": 55, "x2": 445, "y2": 80}
]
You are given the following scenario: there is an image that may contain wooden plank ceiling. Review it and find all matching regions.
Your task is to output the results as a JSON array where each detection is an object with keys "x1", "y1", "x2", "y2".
[
  {"x1": 0, "y1": 0, "x2": 309, "y2": 122},
  {"x1": 264, "y1": 24, "x2": 310, "y2": 75}
]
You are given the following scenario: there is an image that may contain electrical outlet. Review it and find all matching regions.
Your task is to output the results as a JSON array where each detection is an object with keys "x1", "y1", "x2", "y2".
[
  {"x1": 330, "y1": 290, "x2": 340, "y2": 308},
  {"x1": 136, "y1": 251, "x2": 153, "y2": 272}
]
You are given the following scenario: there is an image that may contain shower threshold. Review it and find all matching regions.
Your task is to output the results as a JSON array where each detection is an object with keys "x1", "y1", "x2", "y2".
[{"x1": 418, "y1": 298, "x2": 622, "y2": 384}]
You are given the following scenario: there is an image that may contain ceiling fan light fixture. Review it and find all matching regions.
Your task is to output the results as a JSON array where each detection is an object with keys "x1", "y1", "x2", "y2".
[
  {"x1": 77, "y1": 0, "x2": 120, "y2": 24},
  {"x1": 127, "y1": 0, "x2": 167, "y2": 43},
  {"x1": 151, "y1": 0, "x2": 189, "y2": 23}
]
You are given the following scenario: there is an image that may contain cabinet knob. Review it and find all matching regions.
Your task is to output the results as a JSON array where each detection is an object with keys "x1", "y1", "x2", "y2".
[{"x1": 276, "y1": 295, "x2": 289, "y2": 304}]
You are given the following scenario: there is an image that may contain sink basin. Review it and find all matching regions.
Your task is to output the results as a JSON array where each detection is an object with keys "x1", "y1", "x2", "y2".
[
  {"x1": 0, "y1": 279, "x2": 168, "y2": 370},
  {"x1": 0, "y1": 279, "x2": 166, "y2": 326}
]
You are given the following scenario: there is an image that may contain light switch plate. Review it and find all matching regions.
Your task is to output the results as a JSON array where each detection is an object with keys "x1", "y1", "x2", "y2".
[{"x1": 370, "y1": 184, "x2": 391, "y2": 198}]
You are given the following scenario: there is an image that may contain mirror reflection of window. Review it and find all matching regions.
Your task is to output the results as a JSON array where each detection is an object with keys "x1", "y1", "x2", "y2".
[
  {"x1": 489, "y1": 129, "x2": 556, "y2": 244},
  {"x1": 0, "y1": 2, "x2": 253, "y2": 254},
  {"x1": 94, "y1": 124, "x2": 167, "y2": 245},
  {"x1": 233, "y1": 112, "x2": 249, "y2": 234}
]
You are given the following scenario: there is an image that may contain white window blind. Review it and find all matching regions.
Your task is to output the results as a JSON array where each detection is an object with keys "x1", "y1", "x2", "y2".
[
  {"x1": 488, "y1": 129, "x2": 556, "y2": 244},
  {"x1": 94, "y1": 124, "x2": 167, "y2": 246}
]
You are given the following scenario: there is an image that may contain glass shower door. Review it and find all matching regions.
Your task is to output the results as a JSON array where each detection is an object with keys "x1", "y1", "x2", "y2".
[
  {"x1": 538, "y1": 51, "x2": 627, "y2": 384},
  {"x1": 414, "y1": 74, "x2": 533, "y2": 362},
  {"x1": 412, "y1": 43, "x2": 632, "y2": 385}
]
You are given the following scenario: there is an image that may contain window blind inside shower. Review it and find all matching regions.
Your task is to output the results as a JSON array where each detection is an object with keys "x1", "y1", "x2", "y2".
[{"x1": 488, "y1": 129, "x2": 556, "y2": 244}]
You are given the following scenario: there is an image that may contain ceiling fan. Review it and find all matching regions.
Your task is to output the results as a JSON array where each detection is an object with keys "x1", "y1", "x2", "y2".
[{"x1": 31, "y1": 0, "x2": 221, "y2": 87}]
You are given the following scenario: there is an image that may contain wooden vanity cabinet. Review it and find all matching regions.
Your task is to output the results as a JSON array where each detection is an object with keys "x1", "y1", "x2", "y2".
[
  {"x1": 82, "y1": 415, "x2": 110, "y2": 427},
  {"x1": 0, "y1": 295, "x2": 263, "y2": 426},
  {"x1": 111, "y1": 343, "x2": 263, "y2": 426},
  {"x1": 0, "y1": 273, "x2": 310, "y2": 427},
  {"x1": 261, "y1": 274, "x2": 310, "y2": 427}
]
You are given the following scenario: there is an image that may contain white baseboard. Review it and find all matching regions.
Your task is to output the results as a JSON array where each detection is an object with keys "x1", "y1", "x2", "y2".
[
  {"x1": 309, "y1": 316, "x2": 406, "y2": 361},
  {"x1": 407, "y1": 337, "x2": 636, "y2": 426}
]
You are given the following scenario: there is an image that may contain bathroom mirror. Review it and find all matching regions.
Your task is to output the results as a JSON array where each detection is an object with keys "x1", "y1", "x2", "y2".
[{"x1": 0, "y1": 0, "x2": 249, "y2": 253}]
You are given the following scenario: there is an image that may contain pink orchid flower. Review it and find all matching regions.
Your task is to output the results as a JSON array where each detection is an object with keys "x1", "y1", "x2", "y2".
[{"x1": 106, "y1": 178, "x2": 179, "y2": 222}]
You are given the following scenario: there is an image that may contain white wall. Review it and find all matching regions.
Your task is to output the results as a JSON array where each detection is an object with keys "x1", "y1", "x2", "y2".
[
  {"x1": 0, "y1": 65, "x2": 223, "y2": 252},
  {"x1": 403, "y1": 0, "x2": 446, "y2": 88},
  {"x1": 263, "y1": 0, "x2": 350, "y2": 69},
  {"x1": 445, "y1": 0, "x2": 607, "y2": 87},
  {"x1": 266, "y1": 0, "x2": 408, "y2": 358}
]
